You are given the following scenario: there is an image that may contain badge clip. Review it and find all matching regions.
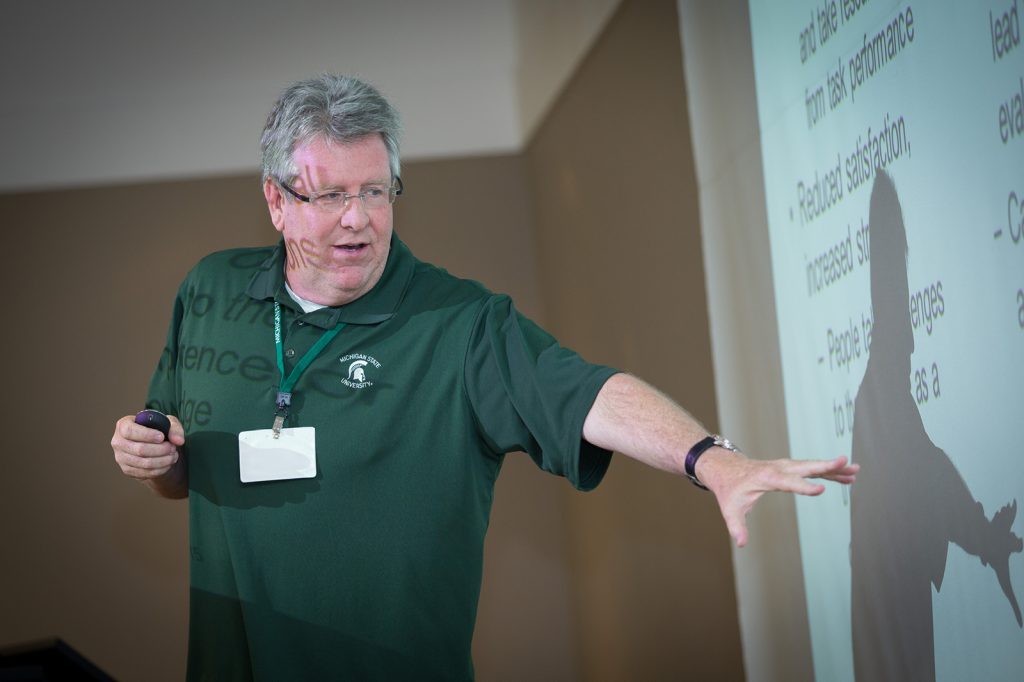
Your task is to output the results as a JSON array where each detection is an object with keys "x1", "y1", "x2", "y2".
[{"x1": 272, "y1": 391, "x2": 291, "y2": 438}]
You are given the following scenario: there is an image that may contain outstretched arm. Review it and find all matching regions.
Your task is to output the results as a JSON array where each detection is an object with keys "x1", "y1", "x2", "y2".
[
  {"x1": 582, "y1": 373, "x2": 857, "y2": 547},
  {"x1": 925, "y1": 441, "x2": 1023, "y2": 626},
  {"x1": 985, "y1": 500, "x2": 1023, "y2": 627}
]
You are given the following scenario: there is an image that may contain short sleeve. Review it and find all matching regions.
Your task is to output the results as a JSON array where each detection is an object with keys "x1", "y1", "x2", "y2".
[{"x1": 463, "y1": 295, "x2": 619, "y2": 491}]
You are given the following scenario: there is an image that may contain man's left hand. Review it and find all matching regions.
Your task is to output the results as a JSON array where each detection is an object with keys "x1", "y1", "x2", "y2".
[{"x1": 697, "y1": 451, "x2": 859, "y2": 547}]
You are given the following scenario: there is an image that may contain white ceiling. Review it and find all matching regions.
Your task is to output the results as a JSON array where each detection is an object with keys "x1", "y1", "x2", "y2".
[{"x1": 0, "y1": 0, "x2": 620, "y2": 193}]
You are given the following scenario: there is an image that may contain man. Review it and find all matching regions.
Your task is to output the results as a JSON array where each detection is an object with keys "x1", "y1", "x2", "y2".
[{"x1": 111, "y1": 74, "x2": 857, "y2": 680}]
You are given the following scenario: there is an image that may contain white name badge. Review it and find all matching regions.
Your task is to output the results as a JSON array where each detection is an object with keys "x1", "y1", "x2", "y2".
[{"x1": 238, "y1": 427, "x2": 317, "y2": 483}]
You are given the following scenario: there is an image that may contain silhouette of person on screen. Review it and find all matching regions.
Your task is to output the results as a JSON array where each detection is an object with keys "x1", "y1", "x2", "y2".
[{"x1": 850, "y1": 170, "x2": 1022, "y2": 681}]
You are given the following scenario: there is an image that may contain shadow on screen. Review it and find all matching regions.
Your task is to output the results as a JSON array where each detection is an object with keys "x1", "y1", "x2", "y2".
[{"x1": 849, "y1": 170, "x2": 1022, "y2": 681}]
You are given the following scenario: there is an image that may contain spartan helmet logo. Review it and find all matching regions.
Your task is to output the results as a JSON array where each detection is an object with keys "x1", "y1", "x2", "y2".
[
  {"x1": 347, "y1": 360, "x2": 369, "y2": 383},
  {"x1": 339, "y1": 353, "x2": 379, "y2": 389}
]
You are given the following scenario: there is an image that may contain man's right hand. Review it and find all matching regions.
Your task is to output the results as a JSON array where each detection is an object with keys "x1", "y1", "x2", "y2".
[{"x1": 111, "y1": 414, "x2": 188, "y2": 498}]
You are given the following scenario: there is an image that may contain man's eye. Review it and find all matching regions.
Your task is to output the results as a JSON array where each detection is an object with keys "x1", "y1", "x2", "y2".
[
  {"x1": 318, "y1": 192, "x2": 345, "y2": 202},
  {"x1": 364, "y1": 187, "x2": 386, "y2": 198}
]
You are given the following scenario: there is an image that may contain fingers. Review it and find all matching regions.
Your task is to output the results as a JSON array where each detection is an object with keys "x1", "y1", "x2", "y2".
[
  {"x1": 793, "y1": 480, "x2": 827, "y2": 496},
  {"x1": 758, "y1": 461, "x2": 829, "y2": 496},
  {"x1": 722, "y1": 496, "x2": 760, "y2": 548},
  {"x1": 783, "y1": 457, "x2": 858, "y2": 490},
  {"x1": 118, "y1": 453, "x2": 179, "y2": 479},
  {"x1": 111, "y1": 414, "x2": 181, "y2": 480},
  {"x1": 114, "y1": 414, "x2": 168, "y2": 444},
  {"x1": 730, "y1": 519, "x2": 749, "y2": 548},
  {"x1": 167, "y1": 414, "x2": 186, "y2": 446},
  {"x1": 711, "y1": 453, "x2": 859, "y2": 548},
  {"x1": 795, "y1": 455, "x2": 858, "y2": 477}
]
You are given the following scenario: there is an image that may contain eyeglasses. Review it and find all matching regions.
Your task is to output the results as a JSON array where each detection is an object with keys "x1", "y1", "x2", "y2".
[{"x1": 278, "y1": 176, "x2": 403, "y2": 212}]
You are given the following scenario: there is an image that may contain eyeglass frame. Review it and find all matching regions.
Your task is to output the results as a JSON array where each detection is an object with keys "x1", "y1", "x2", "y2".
[{"x1": 276, "y1": 176, "x2": 404, "y2": 210}]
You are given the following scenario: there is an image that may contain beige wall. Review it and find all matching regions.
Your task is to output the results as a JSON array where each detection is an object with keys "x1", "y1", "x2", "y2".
[
  {"x1": 0, "y1": 177, "x2": 269, "y2": 680},
  {"x1": 0, "y1": 0, "x2": 744, "y2": 679},
  {"x1": 525, "y1": 0, "x2": 743, "y2": 678},
  {"x1": 678, "y1": 2, "x2": 816, "y2": 679}
]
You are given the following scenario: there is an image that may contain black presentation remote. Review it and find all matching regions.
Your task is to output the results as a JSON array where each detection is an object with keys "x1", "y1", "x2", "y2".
[{"x1": 135, "y1": 409, "x2": 171, "y2": 438}]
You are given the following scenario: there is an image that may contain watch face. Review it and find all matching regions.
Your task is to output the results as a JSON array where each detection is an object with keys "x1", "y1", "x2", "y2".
[{"x1": 714, "y1": 436, "x2": 738, "y2": 452}]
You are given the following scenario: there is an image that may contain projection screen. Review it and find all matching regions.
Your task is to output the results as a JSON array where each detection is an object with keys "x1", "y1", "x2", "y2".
[{"x1": 681, "y1": 1, "x2": 1023, "y2": 679}]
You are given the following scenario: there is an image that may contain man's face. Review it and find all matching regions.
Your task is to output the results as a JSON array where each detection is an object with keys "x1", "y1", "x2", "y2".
[{"x1": 264, "y1": 135, "x2": 394, "y2": 306}]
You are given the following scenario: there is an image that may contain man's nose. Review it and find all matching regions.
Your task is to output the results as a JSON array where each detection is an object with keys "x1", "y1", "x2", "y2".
[{"x1": 338, "y1": 195, "x2": 370, "y2": 229}]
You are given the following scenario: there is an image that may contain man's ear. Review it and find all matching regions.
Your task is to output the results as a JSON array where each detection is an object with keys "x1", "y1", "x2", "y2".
[{"x1": 264, "y1": 177, "x2": 286, "y2": 233}]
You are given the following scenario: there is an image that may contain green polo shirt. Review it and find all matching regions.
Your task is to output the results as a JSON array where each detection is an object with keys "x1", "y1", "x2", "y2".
[{"x1": 146, "y1": 234, "x2": 617, "y2": 681}]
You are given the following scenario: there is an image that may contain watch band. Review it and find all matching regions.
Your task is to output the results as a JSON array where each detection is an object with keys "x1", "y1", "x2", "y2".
[{"x1": 684, "y1": 434, "x2": 739, "y2": 490}]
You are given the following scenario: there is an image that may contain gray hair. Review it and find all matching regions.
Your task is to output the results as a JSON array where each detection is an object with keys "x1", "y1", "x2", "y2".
[{"x1": 260, "y1": 74, "x2": 402, "y2": 185}]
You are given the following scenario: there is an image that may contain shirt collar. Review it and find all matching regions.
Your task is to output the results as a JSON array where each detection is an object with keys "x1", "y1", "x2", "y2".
[{"x1": 245, "y1": 232, "x2": 416, "y2": 329}]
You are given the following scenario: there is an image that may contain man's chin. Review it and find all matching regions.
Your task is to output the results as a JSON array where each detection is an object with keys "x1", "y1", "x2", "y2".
[{"x1": 325, "y1": 270, "x2": 381, "y2": 305}]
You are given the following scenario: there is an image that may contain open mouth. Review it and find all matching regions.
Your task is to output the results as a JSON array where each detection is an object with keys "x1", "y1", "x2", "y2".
[{"x1": 335, "y1": 243, "x2": 368, "y2": 253}]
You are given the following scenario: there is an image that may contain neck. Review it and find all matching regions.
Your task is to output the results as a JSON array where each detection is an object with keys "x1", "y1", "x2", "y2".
[
  {"x1": 283, "y1": 270, "x2": 352, "y2": 307},
  {"x1": 284, "y1": 280, "x2": 328, "y2": 312},
  {"x1": 283, "y1": 263, "x2": 383, "y2": 307}
]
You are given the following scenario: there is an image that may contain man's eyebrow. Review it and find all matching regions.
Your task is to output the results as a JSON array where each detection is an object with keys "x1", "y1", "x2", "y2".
[
  {"x1": 308, "y1": 178, "x2": 389, "y2": 193},
  {"x1": 318, "y1": 178, "x2": 390, "y2": 190}
]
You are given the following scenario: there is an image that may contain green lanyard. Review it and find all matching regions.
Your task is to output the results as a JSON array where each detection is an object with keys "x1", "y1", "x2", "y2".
[{"x1": 272, "y1": 301, "x2": 345, "y2": 436}]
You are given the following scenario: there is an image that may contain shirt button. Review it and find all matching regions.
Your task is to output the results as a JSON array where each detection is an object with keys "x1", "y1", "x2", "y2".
[{"x1": 285, "y1": 348, "x2": 296, "y2": 358}]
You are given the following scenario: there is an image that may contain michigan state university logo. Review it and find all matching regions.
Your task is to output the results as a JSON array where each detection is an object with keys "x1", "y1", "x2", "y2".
[{"x1": 339, "y1": 353, "x2": 381, "y2": 389}]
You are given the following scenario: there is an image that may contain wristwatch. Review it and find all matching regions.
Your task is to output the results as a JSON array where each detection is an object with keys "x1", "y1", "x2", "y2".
[{"x1": 684, "y1": 434, "x2": 739, "y2": 490}]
